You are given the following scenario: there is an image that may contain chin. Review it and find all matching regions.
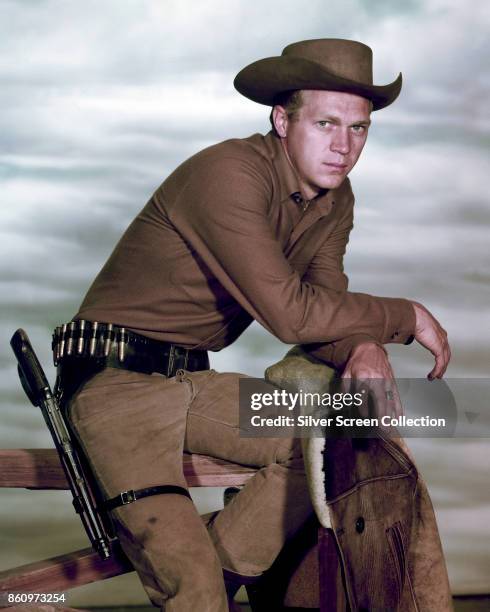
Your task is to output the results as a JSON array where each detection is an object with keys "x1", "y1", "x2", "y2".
[{"x1": 319, "y1": 175, "x2": 347, "y2": 190}]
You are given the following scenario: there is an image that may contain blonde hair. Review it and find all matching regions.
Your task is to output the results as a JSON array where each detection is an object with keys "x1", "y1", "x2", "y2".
[
  {"x1": 269, "y1": 90, "x2": 373, "y2": 134},
  {"x1": 269, "y1": 90, "x2": 304, "y2": 134}
]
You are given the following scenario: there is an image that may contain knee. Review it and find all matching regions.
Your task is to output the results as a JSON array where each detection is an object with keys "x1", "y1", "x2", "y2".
[
  {"x1": 163, "y1": 548, "x2": 226, "y2": 609},
  {"x1": 274, "y1": 438, "x2": 305, "y2": 470},
  {"x1": 119, "y1": 521, "x2": 226, "y2": 609}
]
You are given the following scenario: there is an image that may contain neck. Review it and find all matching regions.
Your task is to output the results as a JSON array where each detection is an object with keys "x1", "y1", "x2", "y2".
[{"x1": 279, "y1": 138, "x2": 320, "y2": 201}]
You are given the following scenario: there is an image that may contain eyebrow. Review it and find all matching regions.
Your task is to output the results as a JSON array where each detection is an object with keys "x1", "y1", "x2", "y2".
[
  {"x1": 317, "y1": 115, "x2": 372, "y2": 127},
  {"x1": 351, "y1": 119, "x2": 372, "y2": 126}
]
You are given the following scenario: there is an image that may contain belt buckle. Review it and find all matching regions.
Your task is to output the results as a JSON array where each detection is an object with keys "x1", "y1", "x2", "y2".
[{"x1": 120, "y1": 489, "x2": 136, "y2": 505}]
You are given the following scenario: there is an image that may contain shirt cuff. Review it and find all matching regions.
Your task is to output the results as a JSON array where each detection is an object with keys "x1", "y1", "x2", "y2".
[{"x1": 379, "y1": 297, "x2": 416, "y2": 346}]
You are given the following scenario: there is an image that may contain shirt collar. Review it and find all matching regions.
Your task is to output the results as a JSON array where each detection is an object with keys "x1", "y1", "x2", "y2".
[{"x1": 264, "y1": 131, "x2": 335, "y2": 216}]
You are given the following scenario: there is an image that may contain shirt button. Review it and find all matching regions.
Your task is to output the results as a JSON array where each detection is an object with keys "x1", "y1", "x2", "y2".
[{"x1": 355, "y1": 516, "x2": 365, "y2": 534}]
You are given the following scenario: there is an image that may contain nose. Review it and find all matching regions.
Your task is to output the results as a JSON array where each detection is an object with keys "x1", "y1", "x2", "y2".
[{"x1": 330, "y1": 128, "x2": 350, "y2": 155}]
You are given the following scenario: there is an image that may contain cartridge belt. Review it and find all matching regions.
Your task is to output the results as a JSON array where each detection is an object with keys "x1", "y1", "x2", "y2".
[{"x1": 52, "y1": 320, "x2": 209, "y2": 378}]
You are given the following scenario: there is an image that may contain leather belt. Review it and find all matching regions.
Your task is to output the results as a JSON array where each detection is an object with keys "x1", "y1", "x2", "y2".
[
  {"x1": 103, "y1": 485, "x2": 192, "y2": 512},
  {"x1": 53, "y1": 320, "x2": 209, "y2": 378}
]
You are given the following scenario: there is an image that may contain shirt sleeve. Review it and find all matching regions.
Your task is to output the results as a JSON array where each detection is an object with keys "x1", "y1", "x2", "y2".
[
  {"x1": 165, "y1": 153, "x2": 415, "y2": 346},
  {"x1": 301, "y1": 184, "x2": 415, "y2": 368}
]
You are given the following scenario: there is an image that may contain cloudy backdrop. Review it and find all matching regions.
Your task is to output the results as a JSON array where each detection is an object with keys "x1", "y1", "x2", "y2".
[{"x1": 1, "y1": 0, "x2": 489, "y2": 606}]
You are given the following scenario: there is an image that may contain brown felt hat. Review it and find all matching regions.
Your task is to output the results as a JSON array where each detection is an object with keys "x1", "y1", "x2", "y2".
[{"x1": 234, "y1": 38, "x2": 402, "y2": 111}]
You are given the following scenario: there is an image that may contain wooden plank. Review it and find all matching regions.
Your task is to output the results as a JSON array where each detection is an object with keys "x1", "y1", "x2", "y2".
[
  {"x1": 0, "y1": 543, "x2": 132, "y2": 595},
  {"x1": 0, "y1": 449, "x2": 257, "y2": 489},
  {"x1": 0, "y1": 449, "x2": 68, "y2": 490},
  {"x1": 183, "y1": 453, "x2": 257, "y2": 487}
]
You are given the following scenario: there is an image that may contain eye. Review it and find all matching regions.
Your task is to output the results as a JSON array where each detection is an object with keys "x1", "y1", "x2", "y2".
[
  {"x1": 317, "y1": 120, "x2": 331, "y2": 128},
  {"x1": 351, "y1": 124, "x2": 367, "y2": 133}
]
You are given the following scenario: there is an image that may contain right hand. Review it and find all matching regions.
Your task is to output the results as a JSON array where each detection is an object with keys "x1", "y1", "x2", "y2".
[
  {"x1": 341, "y1": 342, "x2": 403, "y2": 420},
  {"x1": 411, "y1": 301, "x2": 451, "y2": 380}
]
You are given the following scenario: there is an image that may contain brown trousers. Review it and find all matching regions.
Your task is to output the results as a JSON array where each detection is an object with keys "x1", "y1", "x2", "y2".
[{"x1": 67, "y1": 367, "x2": 314, "y2": 611}]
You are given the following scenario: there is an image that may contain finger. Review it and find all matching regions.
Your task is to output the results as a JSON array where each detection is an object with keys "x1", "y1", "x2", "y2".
[
  {"x1": 340, "y1": 371, "x2": 352, "y2": 396},
  {"x1": 369, "y1": 379, "x2": 390, "y2": 420},
  {"x1": 438, "y1": 331, "x2": 450, "y2": 377},
  {"x1": 381, "y1": 380, "x2": 402, "y2": 420},
  {"x1": 375, "y1": 383, "x2": 402, "y2": 439},
  {"x1": 339, "y1": 374, "x2": 357, "y2": 424},
  {"x1": 439, "y1": 345, "x2": 450, "y2": 378},
  {"x1": 434, "y1": 336, "x2": 451, "y2": 379},
  {"x1": 429, "y1": 351, "x2": 445, "y2": 380},
  {"x1": 341, "y1": 365, "x2": 352, "y2": 381},
  {"x1": 443, "y1": 341, "x2": 452, "y2": 376},
  {"x1": 356, "y1": 376, "x2": 373, "y2": 418},
  {"x1": 383, "y1": 366, "x2": 403, "y2": 419},
  {"x1": 390, "y1": 383, "x2": 404, "y2": 419}
]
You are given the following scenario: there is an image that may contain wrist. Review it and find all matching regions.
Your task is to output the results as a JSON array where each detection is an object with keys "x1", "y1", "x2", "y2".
[
  {"x1": 410, "y1": 300, "x2": 426, "y2": 335},
  {"x1": 350, "y1": 341, "x2": 387, "y2": 360}
]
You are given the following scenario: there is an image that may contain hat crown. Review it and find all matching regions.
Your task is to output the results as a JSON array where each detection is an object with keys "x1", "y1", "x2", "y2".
[{"x1": 282, "y1": 39, "x2": 373, "y2": 86}]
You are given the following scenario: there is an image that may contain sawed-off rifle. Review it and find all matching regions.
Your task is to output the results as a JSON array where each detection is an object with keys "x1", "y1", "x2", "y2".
[{"x1": 10, "y1": 328, "x2": 112, "y2": 560}]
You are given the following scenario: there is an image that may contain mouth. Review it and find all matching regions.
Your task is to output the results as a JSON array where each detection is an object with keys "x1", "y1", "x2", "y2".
[
  {"x1": 324, "y1": 162, "x2": 348, "y2": 169},
  {"x1": 323, "y1": 162, "x2": 348, "y2": 173}
]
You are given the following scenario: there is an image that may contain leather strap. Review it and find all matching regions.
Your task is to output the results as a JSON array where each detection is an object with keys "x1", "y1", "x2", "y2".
[{"x1": 103, "y1": 485, "x2": 192, "y2": 512}]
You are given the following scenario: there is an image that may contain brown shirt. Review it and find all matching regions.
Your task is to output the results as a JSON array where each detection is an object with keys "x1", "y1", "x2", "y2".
[{"x1": 76, "y1": 131, "x2": 415, "y2": 368}]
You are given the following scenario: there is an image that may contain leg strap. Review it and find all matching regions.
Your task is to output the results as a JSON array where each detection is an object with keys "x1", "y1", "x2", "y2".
[{"x1": 103, "y1": 485, "x2": 192, "y2": 511}]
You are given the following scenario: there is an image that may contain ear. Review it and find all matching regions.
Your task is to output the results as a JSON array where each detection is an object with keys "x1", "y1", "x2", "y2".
[{"x1": 272, "y1": 105, "x2": 289, "y2": 138}]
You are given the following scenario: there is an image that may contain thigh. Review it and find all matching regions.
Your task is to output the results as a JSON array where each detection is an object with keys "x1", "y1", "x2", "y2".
[
  {"x1": 184, "y1": 370, "x2": 301, "y2": 468},
  {"x1": 67, "y1": 367, "x2": 227, "y2": 609},
  {"x1": 68, "y1": 367, "x2": 191, "y2": 496}
]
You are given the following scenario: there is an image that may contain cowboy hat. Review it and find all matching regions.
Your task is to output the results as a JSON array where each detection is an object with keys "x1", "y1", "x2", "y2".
[{"x1": 234, "y1": 38, "x2": 402, "y2": 111}]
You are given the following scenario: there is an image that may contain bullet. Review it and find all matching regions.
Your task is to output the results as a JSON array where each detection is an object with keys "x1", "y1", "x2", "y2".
[
  {"x1": 118, "y1": 327, "x2": 126, "y2": 362},
  {"x1": 66, "y1": 321, "x2": 76, "y2": 356},
  {"x1": 104, "y1": 323, "x2": 113, "y2": 357},
  {"x1": 89, "y1": 321, "x2": 99, "y2": 357},
  {"x1": 60, "y1": 323, "x2": 68, "y2": 358},
  {"x1": 77, "y1": 320, "x2": 86, "y2": 355}
]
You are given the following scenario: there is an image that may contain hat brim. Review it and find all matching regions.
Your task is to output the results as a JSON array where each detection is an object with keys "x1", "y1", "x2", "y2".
[{"x1": 234, "y1": 56, "x2": 402, "y2": 111}]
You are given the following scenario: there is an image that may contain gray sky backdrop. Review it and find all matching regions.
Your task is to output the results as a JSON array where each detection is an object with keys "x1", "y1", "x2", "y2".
[{"x1": 0, "y1": 0, "x2": 489, "y2": 606}]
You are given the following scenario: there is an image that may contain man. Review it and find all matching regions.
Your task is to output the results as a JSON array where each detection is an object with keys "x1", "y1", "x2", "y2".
[{"x1": 61, "y1": 39, "x2": 450, "y2": 610}]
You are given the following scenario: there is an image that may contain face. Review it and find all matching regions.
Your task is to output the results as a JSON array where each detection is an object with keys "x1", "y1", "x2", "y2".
[{"x1": 274, "y1": 90, "x2": 371, "y2": 198}]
